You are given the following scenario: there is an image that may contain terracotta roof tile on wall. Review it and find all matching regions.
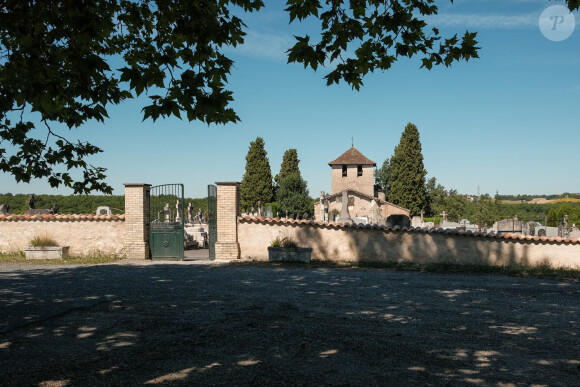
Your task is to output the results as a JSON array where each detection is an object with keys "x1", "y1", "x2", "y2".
[
  {"x1": 328, "y1": 147, "x2": 376, "y2": 166},
  {"x1": 237, "y1": 216, "x2": 580, "y2": 245}
]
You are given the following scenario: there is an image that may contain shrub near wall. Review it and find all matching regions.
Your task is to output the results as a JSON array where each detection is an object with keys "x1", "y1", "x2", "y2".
[
  {"x1": 0, "y1": 214, "x2": 125, "y2": 256},
  {"x1": 237, "y1": 216, "x2": 580, "y2": 268}
]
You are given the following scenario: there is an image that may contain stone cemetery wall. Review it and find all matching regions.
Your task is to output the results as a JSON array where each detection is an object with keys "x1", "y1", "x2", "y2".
[
  {"x1": 237, "y1": 217, "x2": 580, "y2": 268},
  {"x1": 0, "y1": 214, "x2": 126, "y2": 256}
]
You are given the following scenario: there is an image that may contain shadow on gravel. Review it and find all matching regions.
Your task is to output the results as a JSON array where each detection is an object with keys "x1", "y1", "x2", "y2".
[{"x1": 0, "y1": 263, "x2": 578, "y2": 385}]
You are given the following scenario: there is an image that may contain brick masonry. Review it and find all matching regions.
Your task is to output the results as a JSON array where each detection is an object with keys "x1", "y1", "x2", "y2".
[
  {"x1": 215, "y1": 182, "x2": 240, "y2": 259},
  {"x1": 124, "y1": 183, "x2": 151, "y2": 259}
]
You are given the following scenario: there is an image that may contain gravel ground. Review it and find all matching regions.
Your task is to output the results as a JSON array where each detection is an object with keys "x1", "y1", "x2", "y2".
[{"x1": 0, "y1": 260, "x2": 579, "y2": 386}]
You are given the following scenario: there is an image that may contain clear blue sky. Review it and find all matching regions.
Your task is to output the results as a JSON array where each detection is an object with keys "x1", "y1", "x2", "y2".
[{"x1": 1, "y1": 0, "x2": 578, "y2": 199}]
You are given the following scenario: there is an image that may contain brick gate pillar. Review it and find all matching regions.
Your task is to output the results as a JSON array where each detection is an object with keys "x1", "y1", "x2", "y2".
[
  {"x1": 124, "y1": 183, "x2": 151, "y2": 259},
  {"x1": 215, "y1": 182, "x2": 240, "y2": 259}
]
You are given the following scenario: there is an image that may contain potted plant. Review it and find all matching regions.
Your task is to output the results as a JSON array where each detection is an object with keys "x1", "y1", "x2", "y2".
[
  {"x1": 268, "y1": 236, "x2": 312, "y2": 263},
  {"x1": 25, "y1": 235, "x2": 70, "y2": 260}
]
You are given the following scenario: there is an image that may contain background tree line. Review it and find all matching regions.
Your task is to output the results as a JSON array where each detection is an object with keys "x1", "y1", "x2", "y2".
[{"x1": 0, "y1": 193, "x2": 207, "y2": 216}]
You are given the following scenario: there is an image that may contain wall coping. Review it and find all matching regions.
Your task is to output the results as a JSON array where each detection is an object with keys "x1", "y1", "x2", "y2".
[
  {"x1": 0, "y1": 214, "x2": 125, "y2": 222},
  {"x1": 123, "y1": 183, "x2": 151, "y2": 187},
  {"x1": 215, "y1": 182, "x2": 240, "y2": 186},
  {"x1": 238, "y1": 215, "x2": 580, "y2": 245}
]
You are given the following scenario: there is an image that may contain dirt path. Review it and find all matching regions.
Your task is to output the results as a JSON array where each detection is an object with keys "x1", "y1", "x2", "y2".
[{"x1": 0, "y1": 261, "x2": 578, "y2": 385}]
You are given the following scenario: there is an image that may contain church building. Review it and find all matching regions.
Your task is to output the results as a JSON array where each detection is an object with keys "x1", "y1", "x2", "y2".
[{"x1": 313, "y1": 147, "x2": 410, "y2": 224}]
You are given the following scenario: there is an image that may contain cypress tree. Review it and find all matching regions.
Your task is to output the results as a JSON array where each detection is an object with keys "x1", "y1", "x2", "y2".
[
  {"x1": 279, "y1": 149, "x2": 300, "y2": 182},
  {"x1": 277, "y1": 172, "x2": 312, "y2": 218},
  {"x1": 274, "y1": 149, "x2": 301, "y2": 201},
  {"x1": 388, "y1": 123, "x2": 428, "y2": 216},
  {"x1": 240, "y1": 137, "x2": 274, "y2": 212}
]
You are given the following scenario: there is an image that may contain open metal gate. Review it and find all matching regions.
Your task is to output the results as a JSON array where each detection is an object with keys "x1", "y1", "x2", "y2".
[
  {"x1": 149, "y1": 184, "x2": 185, "y2": 260},
  {"x1": 208, "y1": 184, "x2": 217, "y2": 260}
]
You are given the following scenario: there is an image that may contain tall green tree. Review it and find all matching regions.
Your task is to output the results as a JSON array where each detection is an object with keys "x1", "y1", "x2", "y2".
[
  {"x1": 277, "y1": 173, "x2": 312, "y2": 218},
  {"x1": 425, "y1": 177, "x2": 448, "y2": 217},
  {"x1": 375, "y1": 157, "x2": 391, "y2": 198},
  {"x1": 240, "y1": 137, "x2": 273, "y2": 212},
  {"x1": 469, "y1": 194, "x2": 498, "y2": 229},
  {"x1": 278, "y1": 149, "x2": 301, "y2": 182},
  {"x1": 445, "y1": 189, "x2": 468, "y2": 222},
  {"x1": 388, "y1": 123, "x2": 428, "y2": 216},
  {"x1": 274, "y1": 148, "x2": 301, "y2": 200}
]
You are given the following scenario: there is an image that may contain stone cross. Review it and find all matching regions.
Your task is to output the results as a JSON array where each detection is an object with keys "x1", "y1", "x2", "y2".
[
  {"x1": 440, "y1": 211, "x2": 447, "y2": 222},
  {"x1": 338, "y1": 191, "x2": 353, "y2": 225},
  {"x1": 369, "y1": 199, "x2": 381, "y2": 225}
]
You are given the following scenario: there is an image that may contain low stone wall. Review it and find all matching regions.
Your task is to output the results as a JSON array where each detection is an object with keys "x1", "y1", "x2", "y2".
[
  {"x1": 238, "y1": 217, "x2": 580, "y2": 268},
  {"x1": 0, "y1": 215, "x2": 126, "y2": 256}
]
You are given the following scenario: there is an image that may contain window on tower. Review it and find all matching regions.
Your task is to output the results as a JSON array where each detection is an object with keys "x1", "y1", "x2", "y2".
[
  {"x1": 342, "y1": 165, "x2": 347, "y2": 177},
  {"x1": 357, "y1": 165, "x2": 363, "y2": 177}
]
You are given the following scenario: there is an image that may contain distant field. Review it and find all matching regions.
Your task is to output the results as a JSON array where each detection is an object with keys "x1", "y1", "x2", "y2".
[
  {"x1": 500, "y1": 198, "x2": 580, "y2": 205},
  {"x1": 552, "y1": 198, "x2": 580, "y2": 203}
]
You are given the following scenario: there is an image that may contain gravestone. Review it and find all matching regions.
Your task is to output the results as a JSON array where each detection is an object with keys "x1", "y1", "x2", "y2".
[
  {"x1": 96, "y1": 206, "x2": 112, "y2": 216},
  {"x1": 337, "y1": 191, "x2": 353, "y2": 225},
  {"x1": 187, "y1": 203, "x2": 194, "y2": 223},
  {"x1": 411, "y1": 216, "x2": 422, "y2": 228},
  {"x1": 265, "y1": 206, "x2": 273, "y2": 218},
  {"x1": 352, "y1": 217, "x2": 368, "y2": 225},
  {"x1": 0, "y1": 204, "x2": 12, "y2": 215},
  {"x1": 440, "y1": 220, "x2": 461, "y2": 229},
  {"x1": 495, "y1": 216, "x2": 524, "y2": 234},
  {"x1": 23, "y1": 194, "x2": 53, "y2": 215}
]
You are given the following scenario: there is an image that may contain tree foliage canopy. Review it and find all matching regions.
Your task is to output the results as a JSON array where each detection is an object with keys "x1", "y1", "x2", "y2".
[
  {"x1": 388, "y1": 123, "x2": 427, "y2": 216},
  {"x1": 2, "y1": 1, "x2": 577, "y2": 193},
  {"x1": 240, "y1": 137, "x2": 273, "y2": 211},
  {"x1": 375, "y1": 157, "x2": 391, "y2": 197}
]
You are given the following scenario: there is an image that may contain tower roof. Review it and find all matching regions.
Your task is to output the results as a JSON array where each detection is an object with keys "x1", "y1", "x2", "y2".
[{"x1": 328, "y1": 147, "x2": 376, "y2": 166}]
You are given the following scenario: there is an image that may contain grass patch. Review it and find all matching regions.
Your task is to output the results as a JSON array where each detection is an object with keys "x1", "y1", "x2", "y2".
[
  {"x1": 29, "y1": 234, "x2": 59, "y2": 247},
  {"x1": 0, "y1": 250, "x2": 124, "y2": 265},
  {"x1": 229, "y1": 259, "x2": 579, "y2": 281}
]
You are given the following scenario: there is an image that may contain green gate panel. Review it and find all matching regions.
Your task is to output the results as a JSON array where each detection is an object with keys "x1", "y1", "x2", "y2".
[
  {"x1": 208, "y1": 185, "x2": 217, "y2": 260},
  {"x1": 149, "y1": 184, "x2": 185, "y2": 261}
]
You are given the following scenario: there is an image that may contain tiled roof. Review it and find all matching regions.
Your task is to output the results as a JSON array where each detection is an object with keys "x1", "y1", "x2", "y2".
[
  {"x1": 238, "y1": 216, "x2": 580, "y2": 245},
  {"x1": 329, "y1": 147, "x2": 376, "y2": 166},
  {"x1": 0, "y1": 214, "x2": 125, "y2": 222}
]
